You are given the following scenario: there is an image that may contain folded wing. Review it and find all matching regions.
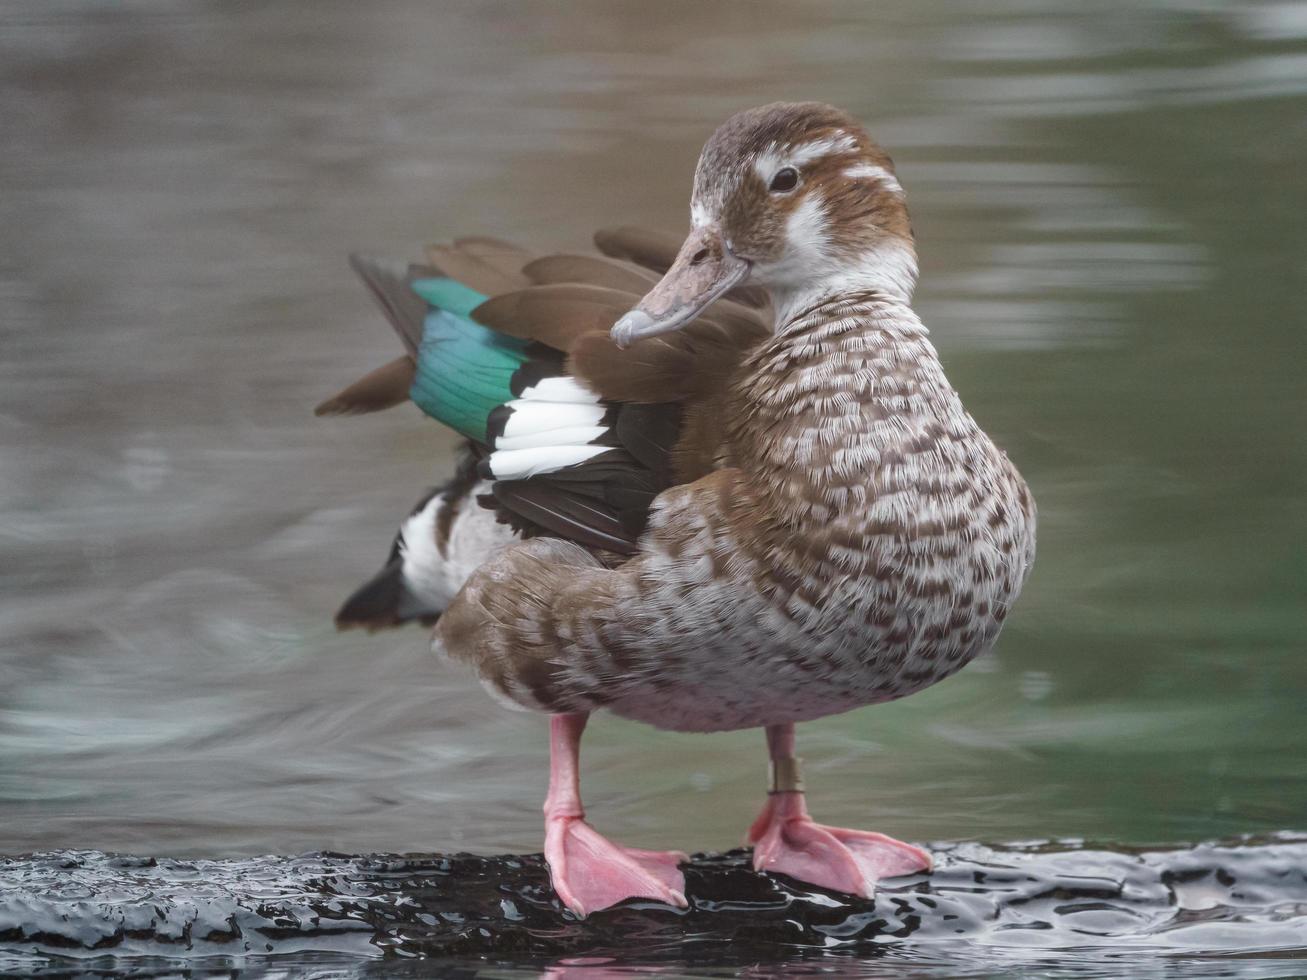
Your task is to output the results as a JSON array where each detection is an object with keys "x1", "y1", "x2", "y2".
[{"x1": 320, "y1": 229, "x2": 772, "y2": 556}]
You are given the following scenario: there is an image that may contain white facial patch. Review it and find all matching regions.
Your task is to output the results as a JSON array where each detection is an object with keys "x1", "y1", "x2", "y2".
[
  {"x1": 757, "y1": 190, "x2": 920, "y2": 323},
  {"x1": 753, "y1": 133, "x2": 860, "y2": 185},
  {"x1": 843, "y1": 162, "x2": 903, "y2": 195},
  {"x1": 785, "y1": 193, "x2": 832, "y2": 259}
]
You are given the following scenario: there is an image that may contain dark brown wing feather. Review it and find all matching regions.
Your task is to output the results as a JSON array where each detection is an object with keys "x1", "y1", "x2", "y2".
[
  {"x1": 452, "y1": 237, "x2": 536, "y2": 286},
  {"x1": 568, "y1": 311, "x2": 769, "y2": 403},
  {"x1": 424, "y1": 242, "x2": 531, "y2": 296},
  {"x1": 592, "y1": 226, "x2": 769, "y2": 308},
  {"x1": 471, "y1": 284, "x2": 639, "y2": 350},
  {"x1": 614, "y1": 403, "x2": 680, "y2": 483},
  {"x1": 348, "y1": 255, "x2": 434, "y2": 356},
  {"x1": 523, "y1": 254, "x2": 659, "y2": 293},
  {"x1": 593, "y1": 226, "x2": 682, "y2": 274},
  {"x1": 491, "y1": 480, "x2": 641, "y2": 555},
  {"x1": 315, "y1": 355, "x2": 416, "y2": 417}
]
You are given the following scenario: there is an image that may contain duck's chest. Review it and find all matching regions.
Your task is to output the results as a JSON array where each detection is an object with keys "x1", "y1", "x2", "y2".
[
  {"x1": 606, "y1": 315, "x2": 1037, "y2": 732},
  {"x1": 725, "y1": 311, "x2": 1031, "y2": 571}
]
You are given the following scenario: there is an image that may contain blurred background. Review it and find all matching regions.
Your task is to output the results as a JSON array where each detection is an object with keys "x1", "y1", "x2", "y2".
[{"x1": 1, "y1": 0, "x2": 1304, "y2": 861}]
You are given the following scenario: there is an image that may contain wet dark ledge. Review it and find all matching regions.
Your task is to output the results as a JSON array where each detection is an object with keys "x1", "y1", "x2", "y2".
[{"x1": 1, "y1": 837, "x2": 1305, "y2": 970}]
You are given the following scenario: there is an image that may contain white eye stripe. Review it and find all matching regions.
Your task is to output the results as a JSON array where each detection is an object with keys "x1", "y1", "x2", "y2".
[
  {"x1": 842, "y1": 163, "x2": 903, "y2": 195},
  {"x1": 787, "y1": 134, "x2": 859, "y2": 166},
  {"x1": 753, "y1": 133, "x2": 860, "y2": 183}
]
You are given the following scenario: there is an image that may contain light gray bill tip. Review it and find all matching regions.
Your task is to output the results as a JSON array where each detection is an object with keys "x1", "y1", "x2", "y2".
[{"x1": 610, "y1": 309, "x2": 655, "y2": 350}]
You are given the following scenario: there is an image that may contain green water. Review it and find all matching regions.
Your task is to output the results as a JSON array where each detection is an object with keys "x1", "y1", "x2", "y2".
[{"x1": 1, "y1": 0, "x2": 1305, "y2": 966}]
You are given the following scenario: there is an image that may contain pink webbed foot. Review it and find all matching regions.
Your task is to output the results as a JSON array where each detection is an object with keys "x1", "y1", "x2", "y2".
[
  {"x1": 545, "y1": 814, "x2": 688, "y2": 918},
  {"x1": 748, "y1": 791, "x2": 932, "y2": 898}
]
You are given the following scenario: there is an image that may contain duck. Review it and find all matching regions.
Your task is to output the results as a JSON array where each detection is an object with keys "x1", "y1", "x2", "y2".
[{"x1": 320, "y1": 101, "x2": 1037, "y2": 918}]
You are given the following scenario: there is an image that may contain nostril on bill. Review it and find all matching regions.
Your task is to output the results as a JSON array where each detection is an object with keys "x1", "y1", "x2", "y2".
[{"x1": 690, "y1": 248, "x2": 710, "y2": 266}]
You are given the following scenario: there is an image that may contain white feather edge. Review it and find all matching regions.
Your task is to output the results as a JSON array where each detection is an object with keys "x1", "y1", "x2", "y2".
[
  {"x1": 488, "y1": 444, "x2": 613, "y2": 479},
  {"x1": 843, "y1": 162, "x2": 903, "y2": 195},
  {"x1": 488, "y1": 376, "x2": 609, "y2": 478},
  {"x1": 399, "y1": 479, "x2": 516, "y2": 615},
  {"x1": 753, "y1": 133, "x2": 860, "y2": 182},
  {"x1": 518, "y1": 377, "x2": 600, "y2": 403},
  {"x1": 397, "y1": 493, "x2": 443, "y2": 614},
  {"x1": 494, "y1": 424, "x2": 608, "y2": 451},
  {"x1": 501, "y1": 400, "x2": 606, "y2": 436}
]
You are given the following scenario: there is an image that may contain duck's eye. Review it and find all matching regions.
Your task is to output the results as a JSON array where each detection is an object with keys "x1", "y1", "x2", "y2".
[{"x1": 769, "y1": 167, "x2": 799, "y2": 193}]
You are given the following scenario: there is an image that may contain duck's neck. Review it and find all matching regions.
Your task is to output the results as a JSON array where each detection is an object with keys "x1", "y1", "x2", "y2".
[
  {"x1": 763, "y1": 237, "x2": 919, "y2": 330},
  {"x1": 730, "y1": 288, "x2": 969, "y2": 526}
]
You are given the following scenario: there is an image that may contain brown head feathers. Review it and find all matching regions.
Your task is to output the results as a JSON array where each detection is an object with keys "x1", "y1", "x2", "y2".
[{"x1": 690, "y1": 102, "x2": 915, "y2": 310}]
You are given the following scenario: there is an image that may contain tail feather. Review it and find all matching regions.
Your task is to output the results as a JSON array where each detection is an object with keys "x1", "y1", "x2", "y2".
[
  {"x1": 408, "y1": 300, "x2": 543, "y2": 443},
  {"x1": 348, "y1": 254, "x2": 434, "y2": 356},
  {"x1": 335, "y1": 450, "x2": 491, "y2": 632},
  {"x1": 424, "y1": 241, "x2": 531, "y2": 296},
  {"x1": 315, "y1": 355, "x2": 416, "y2": 417},
  {"x1": 345, "y1": 254, "x2": 560, "y2": 444},
  {"x1": 335, "y1": 558, "x2": 439, "y2": 631},
  {"x1": 410, "y1": 276, "x2": 489, "y2": 319}
]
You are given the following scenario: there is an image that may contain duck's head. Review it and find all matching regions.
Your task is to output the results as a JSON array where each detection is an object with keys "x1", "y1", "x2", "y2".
[{"x1": 612, "y1": 102, "x2": 915, "y2": 347}]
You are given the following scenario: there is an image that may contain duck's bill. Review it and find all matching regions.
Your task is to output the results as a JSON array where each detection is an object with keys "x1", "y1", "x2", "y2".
[{"x1": 610, "y1": 227, "x2": 750, "y2": 348}]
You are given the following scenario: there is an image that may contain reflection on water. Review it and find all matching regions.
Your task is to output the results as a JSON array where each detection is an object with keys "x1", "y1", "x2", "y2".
[{"x1": 1, "y1": 0, "x2": 1305, "y2": 959}]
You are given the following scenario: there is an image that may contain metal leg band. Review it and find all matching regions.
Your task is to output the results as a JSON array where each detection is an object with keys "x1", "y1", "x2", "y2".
[{"x1": 769, "y1": 756, "x2": 804, "y2": 793}]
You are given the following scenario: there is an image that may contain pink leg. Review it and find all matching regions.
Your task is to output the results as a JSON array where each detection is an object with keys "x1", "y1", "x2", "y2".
[
  {"x1": 543, "y1": 713, "x2": 687, "y2": 917},
  {"x1": 747, "y1": 723, "x2": 931, "y2": 897}
]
